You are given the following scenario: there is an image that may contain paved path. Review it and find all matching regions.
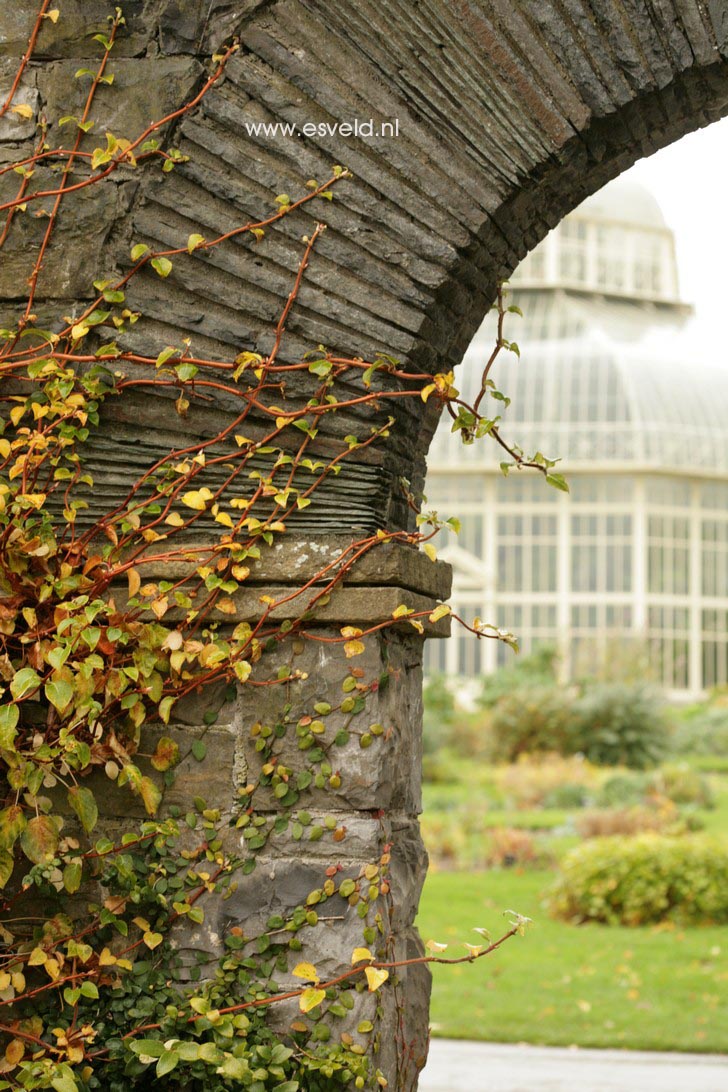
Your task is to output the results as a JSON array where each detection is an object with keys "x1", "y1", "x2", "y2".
[{"x1": 419, "y1": 1040, "x2": 728, "y2": 1092}]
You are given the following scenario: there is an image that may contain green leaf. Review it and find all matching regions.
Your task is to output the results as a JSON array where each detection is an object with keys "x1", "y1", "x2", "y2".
[
  {"x1": 308, "y1": 359, "x2": 332, "y2": 377},
  {"x1": 0, "y1": 805, "x2": 26, "y2": 849},
  {"x1": 151, "y1": 256, "x2": 173, "y2": 278},
  {"x1": 63, "y1": 861, "x2": 82, "y2": 893},
  {"x1": 546, "y1": 472, "x2": 569, "y2": 493},
  {"x1": 131, "y1": 243, "x2": 149, "y2": 261},
  {"x1": 45, "y1": 678, "x2": 74, "y2": 714},
  {"x1": 139, "y1": 776, "x2": 162, "y2": 816},
  {"x1": 51, "y1": 1072, "x2": 79, "y2": 1092},
  {"x1": 20, "y1": 815, "x2": 59, "y2": 864},
  {"x1": 0, "y1": 850, "x2": 14, "y2": 889},
  {"x1": 159, "y1": 695, "x2": 176, "y2": 725},
  {"x1": 68, "y1": 786, "x2": 98, "y2": 833},
  {"x1": 0, "y1": 704, "x2": 19, "y2": 749},
  {"x1": 129, "y1": 1039, "x2": 165, "y2": 1058},
  {"x1": 191, "y1": 739, "x2": 206, "y2": 762},
  {"x1": 157, "y1": 1050, "x2": 179, "y2": 1077},
  {"x1": 187, "y1": 233, "x2": 205, "y2": 253},
  {"x1": 10, "y1": 666, "x2": 41, "y2": 700},
  {"x1": 175, "y1": 362, "x2": 198, "y2": 381},
  {"x1": 151, "y1": 736, "x2": 180, "y2": 772},
  {"x1": 156, "y1": 346, "x2": 176, "y2": 368}
]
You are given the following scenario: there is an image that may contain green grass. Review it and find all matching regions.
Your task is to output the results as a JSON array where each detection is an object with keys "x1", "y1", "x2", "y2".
[{"x1": 417, "y1": 868, "x2": 728, "y2": 1052}]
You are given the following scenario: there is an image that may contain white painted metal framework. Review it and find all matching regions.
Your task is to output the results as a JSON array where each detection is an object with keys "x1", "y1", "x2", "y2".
[{"x1": 425, "y1": 179, "x2": 728, "y2": 697}]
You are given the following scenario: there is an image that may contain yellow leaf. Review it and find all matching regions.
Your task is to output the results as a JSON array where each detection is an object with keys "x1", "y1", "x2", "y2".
[
  {"x1": 344, "y1": 639, "x2": 365, "y2": 658},
  {"x1": 0, "y1": 439, "x2": 10, "y2": 458},
  {"x1": 428, "y1": 603, "x2": 451, "y2": 623},
  {"x1": 151, "y1": 597, "x2": 168, "y2": 619},
  {"x1": 231, "y1": 564, "x2": 249, "y2": 581},
  {"x1": 299, "y1": 987, "x2": 326, "y2": 1013},
  {"x1": 216, "y1": 598, "x2": 237, "y2": 615},
  {"x1": 392, "y1": 604, "x2": 412, "y2": 619},
  {"x1": 143, "y1": 931, "x2": 163, "y2": 950},
  {"x1": 27, "y1": 947, "x2": 46, "y2": 966},
  {"x1": 44, "y1": 958, "x2": 61, "y2": 980},
  {"x1": 181, "y1": 491, "x2": 206, "y2": 511},
  {"x1": 420, "y1": 383, "x2": 435, "y2": 403},
  {"x1": 351, "y1": 948, "x2": 373, "y2": 965},
  {"x1": 10, "y1": 103, "x2": 33, "y2": 120},
  {"x1": 425, "y1": 940, "x2": 448, "y2": 953},
  {"x1": 292, "y1": 962, "x2": 319, "y2": 984},
  {"x1": 5, "y1": 1038, "x2": 24, "y2": 1065},
  {"x1": 364, "y1": 966, "x2": 389, "y2": 992},
  {"x1": 234, "y1": 660, "x2": 251, "y2": 683},
  {"x1": 45, "y1": 8, "x2": 60, "y2": 21},
  {"x1": 9, "y1": 405, "x2": 25, "y2": 427},
  {"x1": 214, "y1": 511, "x2": 234, "y2": 528},
  {"x1": 164, "y1": 512, "x2": 185, "y2": 527},
  {"x1": 423, "y1": 543, "x2": 437, "y2": 562},
  {"x1": 341, "y1": 626, "x2": 362, "y2": 639},
  {"x1": 127, "y1": 569, "x2": 141, "y2": 598},
  {"x1": 98, "y1": 947, "x2": 117, "y2": 966},
  {"x1": 18, "y1": 493, "x2": 45, "y2": 509},
  {"x1": 71, "y1": 322, "x2": 90, "y2": 340}
]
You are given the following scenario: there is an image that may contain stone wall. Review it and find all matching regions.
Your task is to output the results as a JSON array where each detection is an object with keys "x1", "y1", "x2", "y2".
[{"x1": 3, "y1": 1, "x2": 728, "y2": 1085}]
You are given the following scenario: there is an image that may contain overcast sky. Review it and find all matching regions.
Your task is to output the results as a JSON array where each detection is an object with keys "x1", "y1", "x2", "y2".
[{"x1": 623, "y1": 114, "x2": 728, "y2": 353}]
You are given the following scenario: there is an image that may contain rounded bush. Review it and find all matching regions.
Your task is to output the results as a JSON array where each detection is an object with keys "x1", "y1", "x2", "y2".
[
  {"x1": 548, "y1": 834, "x2": 728, "y2": 925},
  {"x1": 569, "y1": 683, "x2": 668, "y2": 769},
  {"x1": 650, "y1": 762, "x2": 714, "y2": 807},
  {"x1": 596, "y1": 771, "x2": 649, "y2": 807},
  {"x1": 488, "y1": 684, "x2": 576, "y2": 761},
  {"x1": 671, "y1": 706, "x2": 728, "y2": 757}
]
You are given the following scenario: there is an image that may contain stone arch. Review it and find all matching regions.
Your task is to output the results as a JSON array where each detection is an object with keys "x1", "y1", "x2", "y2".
[{"x1": 3, "y1": 1, "x2": 728, "y2": 1086}]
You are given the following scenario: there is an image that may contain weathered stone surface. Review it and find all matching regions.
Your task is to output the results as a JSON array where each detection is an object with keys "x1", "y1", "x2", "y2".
[
  {"x1": 5, "y1": 1, "x2": 728, "y2": 1085},
  {"x1": 238, "y1": 628, "x2": 427, "y2": 812}
]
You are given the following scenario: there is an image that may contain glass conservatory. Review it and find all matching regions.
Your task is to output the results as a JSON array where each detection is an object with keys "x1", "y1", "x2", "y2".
[{"x1": 425, "y1": 178, "x2": 728, "y2": 697}]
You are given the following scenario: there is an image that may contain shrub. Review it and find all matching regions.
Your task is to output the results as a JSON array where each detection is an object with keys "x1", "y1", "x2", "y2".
[
  {"x1": 489, "y1": 685, "x2": 577, "y2": 761},
  {"x1": 487, "y1": 826, "x2": 540, "y2": 868},
  {"x1": 542, "y1": 782, "x2": 590, "y2": 809},
  {"x1": 421, "y1": 808, "x2": 549, "y2": 871},
  {"x1": 569, "y1": 683, "x2": 668, "y2": 769},
  {"x1": 575, "y1": 803, "x2": 680, "y2": 839},
  {"x1": 596, "y1": 771, "x2": 650, "y2": 807},
  {"x1": 548, "y1": 834, "x2": 728, "y2": 925},
  {"x1": 496, "y1": 753, "x2": 600, "y2": 808},
  {"x1": 671, "y1": 706, "x2": 728, "y2": 757},
  {"x1": 649, "y1": 762, "x2": 714, "y2": 808},
  {"x1": 422, "y1": 674, "x2": 457, "y2": 756},
  {"x1": 478, "y1": 644, "x2": 559, "y2": 709}
]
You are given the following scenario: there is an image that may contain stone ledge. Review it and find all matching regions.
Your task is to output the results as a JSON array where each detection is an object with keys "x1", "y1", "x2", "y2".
[{"x1": 137, "y1": 534, "x2": 452, "y2": 600}]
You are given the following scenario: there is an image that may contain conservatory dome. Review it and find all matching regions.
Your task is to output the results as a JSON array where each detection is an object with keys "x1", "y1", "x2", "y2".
[
  {"x1": 425, "y1": 177, "x2": 728, "y2": 697},
  {"x1": 432, "y1": 329, "x2": 728, "y2": 472},
  {"x1": 577, "y1": 177, "x2": 668, "y2": 228}
]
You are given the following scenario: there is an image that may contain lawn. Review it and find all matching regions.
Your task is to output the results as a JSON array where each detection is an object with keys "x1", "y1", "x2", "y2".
[{"x1": 417, "y1": 869, "x2": 728, "y2": 1052}]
